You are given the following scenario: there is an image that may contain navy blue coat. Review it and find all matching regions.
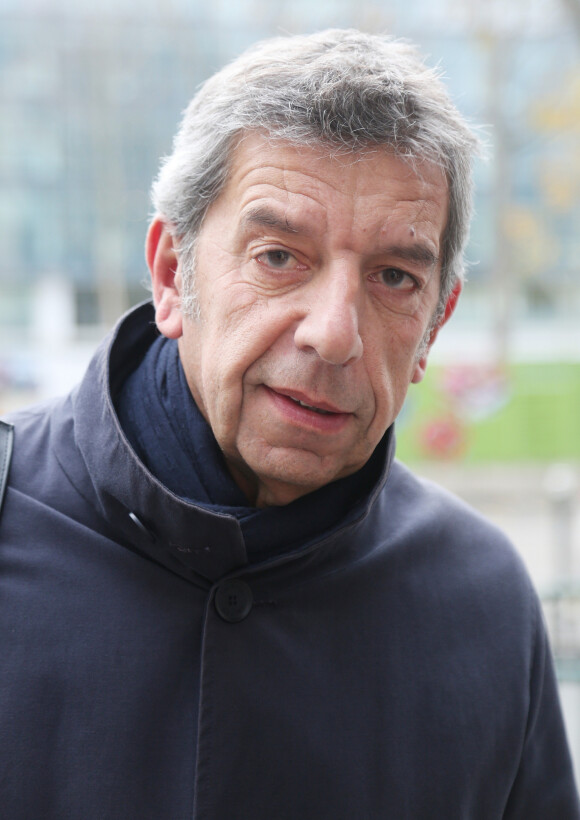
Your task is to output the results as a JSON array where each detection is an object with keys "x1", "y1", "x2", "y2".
[{"x1": 1, "y1": 303, "x2": 578, "y2": 819}]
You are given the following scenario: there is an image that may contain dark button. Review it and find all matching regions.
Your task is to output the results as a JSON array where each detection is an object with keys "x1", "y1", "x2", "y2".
[{"x1": 215, "y1": 580, "x2": 253, "y2": 623}]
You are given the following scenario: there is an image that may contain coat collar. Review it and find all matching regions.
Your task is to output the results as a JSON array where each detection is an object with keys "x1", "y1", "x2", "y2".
[{"x1": 66, "y1": 302, "x2": 396, "y2": 586}]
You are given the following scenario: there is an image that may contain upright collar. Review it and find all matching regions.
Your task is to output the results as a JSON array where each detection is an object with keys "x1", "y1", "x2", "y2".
[
  {"x1": 69, "y1": 302, "x2": 396, "y2": 586},
  {"x1": 115, "y1": 333, "x2": 387, "y2": 563}
]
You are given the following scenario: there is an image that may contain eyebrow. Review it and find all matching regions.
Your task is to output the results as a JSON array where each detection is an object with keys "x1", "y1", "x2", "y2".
[
  {"x1": 384, "y1": 244, "x2": 440, "y2": 271},
  {"x1": 240, "y1": 205, "x2": 305, "y2": 235},
  {"x1": 240, "y1": 204, "x2": 439, "y2": 270}
]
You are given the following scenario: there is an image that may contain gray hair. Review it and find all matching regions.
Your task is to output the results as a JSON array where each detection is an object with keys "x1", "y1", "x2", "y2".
[{"x1": 152, "y1": 28, "x2": 480, "y2": 320}]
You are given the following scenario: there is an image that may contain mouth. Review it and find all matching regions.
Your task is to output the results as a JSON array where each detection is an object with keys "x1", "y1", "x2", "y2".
[
  {"x1": 263, "y1": 386, "x2": 351, "y2": 432},
  {"x1": 270, "y1": 387, "x2": 347, "y2": 416},
  {"x1": 286, "y1": 397, "x2": 335, "y2": 416}
]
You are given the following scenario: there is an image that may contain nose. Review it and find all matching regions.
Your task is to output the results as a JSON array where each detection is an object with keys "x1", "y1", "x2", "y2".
[{"x1": 293, "y1": 265, "x2": 364, "y2": 366}]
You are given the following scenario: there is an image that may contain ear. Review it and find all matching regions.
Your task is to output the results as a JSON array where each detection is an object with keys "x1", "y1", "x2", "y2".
[
  {"x1": 411, "y1": 281, "x2": 462, "y2": 384},
  {"x1": 146, "y1": 216, "x2": 183, "y2": 339}
]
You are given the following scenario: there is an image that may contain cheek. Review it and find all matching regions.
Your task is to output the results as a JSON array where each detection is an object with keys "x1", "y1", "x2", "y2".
[
  {"x1": 197, "y1": 320, "x2": 273, "y2": 433},
  {"x1": 364, "y1": 335, "x2": 417, "y2": 414},
  {"x1": 235, "y1": 305, "x2": 301, "y2": 374}
]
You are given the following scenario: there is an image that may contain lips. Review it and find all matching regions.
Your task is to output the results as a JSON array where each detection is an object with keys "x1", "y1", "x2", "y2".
[
  {"x1": 287, "y1": 397, "x2": 334, "y2": 416},
  {"x1": 261, "y1": 385, "x2": 352, "y2": 435},
  {"x1": 270, "y1": 387, "x2": 347, "y2": 416}
]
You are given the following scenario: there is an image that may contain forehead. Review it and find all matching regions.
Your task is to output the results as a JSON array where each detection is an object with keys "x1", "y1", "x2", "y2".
[{"x1": 214, "y1": 134, "x2": 449, "y2": 239}]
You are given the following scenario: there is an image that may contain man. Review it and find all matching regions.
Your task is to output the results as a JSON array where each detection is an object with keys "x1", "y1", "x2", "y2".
[{"x1": 0, "y1": 29, "x2": 578, "y2": 819}]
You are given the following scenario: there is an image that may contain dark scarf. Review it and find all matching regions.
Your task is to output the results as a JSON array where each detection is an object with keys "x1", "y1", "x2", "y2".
[{"x1": 116, "y1": 335, "x2": 387, "y2": 562}]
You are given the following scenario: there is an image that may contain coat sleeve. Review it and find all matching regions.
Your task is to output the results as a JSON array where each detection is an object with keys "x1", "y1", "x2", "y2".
[{"x1": 504, "y1": 597, "x2": 580, "y2": 819}]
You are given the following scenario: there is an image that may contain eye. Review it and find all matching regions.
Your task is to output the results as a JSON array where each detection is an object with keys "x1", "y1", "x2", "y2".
[
  {"x1": 375, "y1": 268, "x2": 418, "y2": 292},
  {"x1": 256, "y1": 250, "x2": 297, "y2": 270}
]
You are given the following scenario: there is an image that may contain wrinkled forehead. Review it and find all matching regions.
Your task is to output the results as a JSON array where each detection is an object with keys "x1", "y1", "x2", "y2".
[
  {"x1": 220, "y1": 131, "x2": 450, "y2": 215},
  {"x1": 227, "y1": 128, "x2": 448, "y2": 180}
]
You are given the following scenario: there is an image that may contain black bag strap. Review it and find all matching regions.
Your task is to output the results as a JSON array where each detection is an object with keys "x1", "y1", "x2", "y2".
[{"x1": 0, "y1": 421, "x2": 14, "y2": 518}]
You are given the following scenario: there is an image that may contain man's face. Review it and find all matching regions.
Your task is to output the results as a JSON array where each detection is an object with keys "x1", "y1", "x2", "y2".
[{"x1": 151, "y1": 135, "x2": 451, "y2": 507}]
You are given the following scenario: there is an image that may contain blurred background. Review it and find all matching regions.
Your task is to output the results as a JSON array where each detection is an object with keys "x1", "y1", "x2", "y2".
[{"x1": 1, "y1": 0, "x2": 580, "y2": 774}]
